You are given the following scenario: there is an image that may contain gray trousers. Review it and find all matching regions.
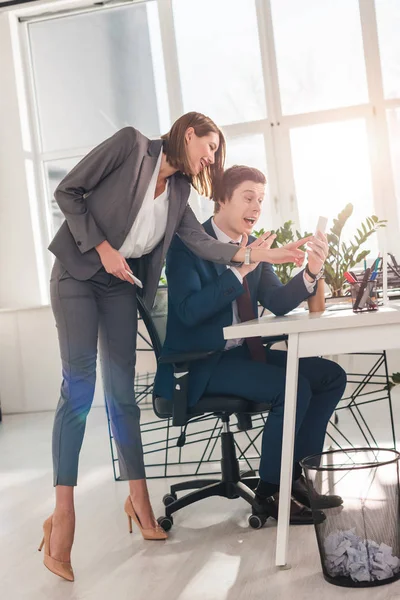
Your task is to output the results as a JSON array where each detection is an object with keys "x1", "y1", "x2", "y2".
[{"x1": 50, "y1": 258, "x2": 145, "y2": 486}]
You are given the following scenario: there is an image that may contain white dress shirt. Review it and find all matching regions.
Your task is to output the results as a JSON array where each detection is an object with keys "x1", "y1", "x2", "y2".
[
  {"x1": 119, "y1": 149, "x2": 169, "y2": 258},
  {"x1": 211, "y1": 218, "x2": 315, "y2": 351}
]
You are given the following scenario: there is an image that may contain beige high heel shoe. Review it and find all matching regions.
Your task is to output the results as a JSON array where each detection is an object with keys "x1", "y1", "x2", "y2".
[
  {"x1": 124, "y1": 496, "x2": 168, "y2": 541},
  {"x1": 38, "y1": 516, "x2": 74, "y2": 582}
]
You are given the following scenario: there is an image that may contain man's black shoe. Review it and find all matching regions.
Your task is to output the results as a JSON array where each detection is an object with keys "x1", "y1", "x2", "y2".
[
  {"x1": 252, "y1": 492, "x2": 326, "y2": 526},
  {"x1": 292, "y1": 475, "x2": 343, "y2": 509}
]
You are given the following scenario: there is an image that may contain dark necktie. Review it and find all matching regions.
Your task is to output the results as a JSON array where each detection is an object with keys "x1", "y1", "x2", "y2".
[{"x1": 230, "y1": 242, "x2": 266, "y2": 363}]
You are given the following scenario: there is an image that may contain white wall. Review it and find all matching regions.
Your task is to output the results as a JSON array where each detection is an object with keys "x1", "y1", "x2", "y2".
[
  {"x1": 0, "y1": 305, "x2": 156, "y2": 414},
  {"x1": 0, "y1": 12, "x2": 43, "y2": 309}
]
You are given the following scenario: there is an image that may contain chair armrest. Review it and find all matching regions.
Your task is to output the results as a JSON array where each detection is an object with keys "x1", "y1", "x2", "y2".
[{"x1": 158, "y1": 350, "x2": 218, "y2": 364}]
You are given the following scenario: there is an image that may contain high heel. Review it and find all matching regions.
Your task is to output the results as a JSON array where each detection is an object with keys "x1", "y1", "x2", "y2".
[
  {"x1": 38, "y1": 516, "x2": 74, "y2": 582},
  {"x1": 124, "y1": 496, "x2": 167, "y2": 541}
]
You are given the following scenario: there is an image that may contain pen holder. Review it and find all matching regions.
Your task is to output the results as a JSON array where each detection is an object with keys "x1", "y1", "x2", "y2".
[{"x1": 350, "y1": 280, "x2": 378, "y2": 313}]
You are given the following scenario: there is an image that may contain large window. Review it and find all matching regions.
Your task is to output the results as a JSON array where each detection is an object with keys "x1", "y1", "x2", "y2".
[
  {"x1": 271, "y1": 0, "x2": 368, "y2": 115},
  {"x1": 173, "y1": 0, "x2": 267, "y2": 125},
  {"x1": 375, "y1": 0, "x2": 400, "y2": 216},
  {"x1": 386, "y1": 108, "x2": 400, "y2": 212},
  {"x1": 290, "y1": 120, "x2": 375, "y2": 249},
  {"x1": 29, "y1": 1, "x2": 167, "y2": 152},
  {"x1": 375, "y1": 0, "x2": 400, "y2": 100},
  {"x1": 22, "y1": 0, "x2": 400, "y2": 266}
]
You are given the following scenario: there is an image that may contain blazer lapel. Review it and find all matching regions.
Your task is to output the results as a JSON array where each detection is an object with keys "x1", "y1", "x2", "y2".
[
  {"x1": 202, "y1": 218, "x2": 227, "y2": 276},
  {"x1": 123, "y1": 139, "x2": 163, "y2": 239},
  {"x1": 161, "y1": 173, "x2": 185, "y2": 260}
]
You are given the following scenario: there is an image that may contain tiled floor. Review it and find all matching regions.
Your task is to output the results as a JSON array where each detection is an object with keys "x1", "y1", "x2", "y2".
[{"x1": 1, "y1": 401, "x2": 400, "y2": 600}]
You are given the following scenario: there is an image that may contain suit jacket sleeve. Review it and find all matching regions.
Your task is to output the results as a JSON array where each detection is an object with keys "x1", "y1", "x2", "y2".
[
  {"x1": 257, "y1": 263, "x2": 314, "y2": 316},
  {"x1": 54, "y1": 127, "x2": 139, "y2": 254},
  {"x1": 166, "y1": 238, "x2": 245, "y2": 327},
  {"x1": 176, "y1": 204, "x2": 240, "y2": 266}
]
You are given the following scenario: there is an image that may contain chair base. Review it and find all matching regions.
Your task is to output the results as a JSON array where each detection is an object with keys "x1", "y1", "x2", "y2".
[
  {"x1": 158, "y1": 424, "x2": 260, "y2": 528},
  {"x1": 165, "y1": 478, "x2": 258, "y2": 518}
]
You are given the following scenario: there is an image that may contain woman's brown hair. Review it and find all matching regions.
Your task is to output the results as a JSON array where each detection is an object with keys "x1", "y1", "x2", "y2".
[{"x1": 161, "y1": 112, "x2": 226, "y2": 199}]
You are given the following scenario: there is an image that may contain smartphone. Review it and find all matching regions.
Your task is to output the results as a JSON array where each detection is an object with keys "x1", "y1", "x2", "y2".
[
  {"x1": 315, "y1": 216, "x2": 328, "y2": 235},
  {"x1": 125, "y1": 270, "x2": 143, "y2": 288}
]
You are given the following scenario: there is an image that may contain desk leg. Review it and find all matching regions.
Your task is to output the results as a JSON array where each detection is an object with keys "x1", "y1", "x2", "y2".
[{"x1": 275, "y1": 332, "x2": 300, "y2": 568}]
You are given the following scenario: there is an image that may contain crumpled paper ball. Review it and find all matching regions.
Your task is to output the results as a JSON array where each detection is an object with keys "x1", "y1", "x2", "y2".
[{"x1": 324, "y1": 529, "x2": 400, "y2": 582}]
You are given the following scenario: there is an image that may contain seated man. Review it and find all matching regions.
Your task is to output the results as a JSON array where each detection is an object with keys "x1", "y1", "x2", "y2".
[{"x1": 154, "y1": 165, "x2": 347, "y2": 524}]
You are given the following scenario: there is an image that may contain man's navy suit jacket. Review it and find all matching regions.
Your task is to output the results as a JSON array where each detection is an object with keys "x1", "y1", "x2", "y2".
[{"x1": 154, "y1": 218, "x2": 315, "y2": 406}]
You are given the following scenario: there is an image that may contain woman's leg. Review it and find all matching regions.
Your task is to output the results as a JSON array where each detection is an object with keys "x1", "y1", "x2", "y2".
[
  {"x1": 51, "y1": 486, "x2": 75, "y2": 563},
  {"x1": 50, "y1": 262, "x2": 100, "y2": 560},
  {"x1": 98, "y1": 277, "x2": 157, "y2": 530}
]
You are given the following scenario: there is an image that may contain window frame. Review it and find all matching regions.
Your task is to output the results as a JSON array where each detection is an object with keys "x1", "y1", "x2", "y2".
[{"x1": 13, "y1": 0, "x2": 400, "y2": 305}]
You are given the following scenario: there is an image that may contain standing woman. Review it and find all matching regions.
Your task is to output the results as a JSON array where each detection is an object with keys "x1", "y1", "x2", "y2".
[{"x1": 40, "y1": 112, "x2": 306, "y2": 581}]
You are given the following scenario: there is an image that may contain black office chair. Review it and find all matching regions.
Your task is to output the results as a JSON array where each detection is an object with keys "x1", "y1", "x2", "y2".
[{"x1": 141, "y1": 291, "x2": 287, "y2": 531}]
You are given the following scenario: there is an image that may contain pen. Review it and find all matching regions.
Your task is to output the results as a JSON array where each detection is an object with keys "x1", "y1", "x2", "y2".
[
  {"x1": 349, "y1": 271, "x2": 358, "y2": 282},
  {"x1": 370, "y1": 257, "x2": 382, "y2": 281},
  {"x1": 372, "y1": 253, "x2": 381, "y2": 272},
  {"x1": 353, "y1": 267, "x2": 371, "y2": 311},
  {"x1": 344, "y1": 272, "x2": 357, "y2": 284}
]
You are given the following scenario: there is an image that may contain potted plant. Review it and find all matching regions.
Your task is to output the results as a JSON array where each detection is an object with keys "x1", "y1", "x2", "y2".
[{"x1": 324, "y1": 204, "x2": 386, "y2": 297}]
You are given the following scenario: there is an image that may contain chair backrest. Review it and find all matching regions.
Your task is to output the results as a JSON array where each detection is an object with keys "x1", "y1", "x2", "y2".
[{"x1": 136, "y1": 286, "x2": 168, "y2": 361}]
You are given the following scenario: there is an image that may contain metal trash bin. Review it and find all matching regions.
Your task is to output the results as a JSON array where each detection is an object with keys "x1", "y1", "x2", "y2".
[{"x1": 301, "y1": 448, "x2": 400, "y2": 587}]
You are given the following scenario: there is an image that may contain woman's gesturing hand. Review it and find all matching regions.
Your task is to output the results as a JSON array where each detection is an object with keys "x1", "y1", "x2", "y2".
[
  {"x1": 253, "y1": 235, "x2": 312, "y2": 266},
  {"x1": 235, "y1": 231, "x2": 276, "y2": 278},
  {"x1": 95, "y1": 240, "x2": 135, "y2": 284}
]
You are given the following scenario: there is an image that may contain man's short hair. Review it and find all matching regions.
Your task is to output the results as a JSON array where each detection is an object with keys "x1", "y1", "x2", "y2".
[{"x1": 214, "y1": 165, "x2": 266, "y2": 213}]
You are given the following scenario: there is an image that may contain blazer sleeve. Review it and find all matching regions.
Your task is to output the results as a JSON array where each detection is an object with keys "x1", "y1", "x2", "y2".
[
  {"x1": 257, "y1": 263, "x2": 314, "y2": 316},
  {"x1": 176, "y1": 204, "x2": 240, "y2": 266},
  {"x1": 166, "y1": 238, "x2": 245, "y2": 327},
  {"x1": 54, "y1": 127, "x2": 139, "y2": 254}
]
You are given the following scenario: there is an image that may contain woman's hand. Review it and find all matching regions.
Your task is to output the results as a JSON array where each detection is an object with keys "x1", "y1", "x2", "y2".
[
  {"x1": 95, "y1": 240, "x2": 135, "y2": 284},
  {"x1": 235, "y1": 231, "x2": 276, "y2": 278},
  {"x1": 253, "y1": 235, "x2": 312, "y2": 266}
]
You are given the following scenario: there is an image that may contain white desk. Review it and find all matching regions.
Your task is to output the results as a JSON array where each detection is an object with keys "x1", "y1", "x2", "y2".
[{"x1": 223, "y1": 303, "x2": 400, "y2": 568}]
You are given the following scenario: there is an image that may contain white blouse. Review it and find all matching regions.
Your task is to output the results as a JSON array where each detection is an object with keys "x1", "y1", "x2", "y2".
[{"x1": 119, "y1": 149, "x2": 169, "y2": 258}]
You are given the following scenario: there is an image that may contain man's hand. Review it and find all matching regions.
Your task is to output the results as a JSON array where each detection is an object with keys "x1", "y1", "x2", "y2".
[
  {"x1": 95, "y1": 240, "x2": 135, "y2": 284},
  {"x1": 235, "y1": 231, "x2": 276, "y2": 278},
  {"x1": 306, "y1": 231, "x2": 328, "y2": 278}
]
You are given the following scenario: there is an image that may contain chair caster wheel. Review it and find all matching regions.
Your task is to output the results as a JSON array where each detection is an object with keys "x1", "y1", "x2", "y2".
[
  {"x1": 157, "y1": 515, "x2": 173, "y2": 532},
  {"x1": 248, "y1": 514, "x2": 267, "y2": 529},
  {"x1": 162, "y1": 493, "x2": 177, "y2": 507}
]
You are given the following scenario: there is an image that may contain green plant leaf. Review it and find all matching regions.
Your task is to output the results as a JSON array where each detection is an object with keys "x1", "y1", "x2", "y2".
[
  {"x1": 331, "y1": 203, "x2": 353, "y2": 238},
  {"x1": 253, "y1": 228, "x2": 265, "y2": 238}
]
